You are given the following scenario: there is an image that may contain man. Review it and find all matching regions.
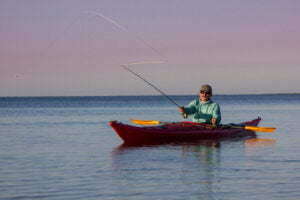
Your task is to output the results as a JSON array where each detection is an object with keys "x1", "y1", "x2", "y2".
[{"x1": 179, "y1": 84, "x2": 221, "y2": 125}]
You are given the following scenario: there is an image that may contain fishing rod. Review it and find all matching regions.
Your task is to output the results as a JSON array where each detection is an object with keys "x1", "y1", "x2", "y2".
[
  {"x1": 88, "y1": 11, "x2": 187, "y2": 118},
  {"x1": 121, "y1": 64, "x2": 180, "y2": 107},
  {"x1": 121, "y1": 63, "x2": 188, "y2": 118}
]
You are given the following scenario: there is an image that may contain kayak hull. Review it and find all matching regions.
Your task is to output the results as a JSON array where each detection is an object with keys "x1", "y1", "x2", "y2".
[{"x1": 110, "y1": 117, "x2": 261, "y2": 144}]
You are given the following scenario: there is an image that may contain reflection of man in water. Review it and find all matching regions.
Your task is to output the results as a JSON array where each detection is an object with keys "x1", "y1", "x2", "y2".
[
  {"x1": 182, "y1": 141, "x2": 220, "y2": 155},
  {"x1": 181, "y1": 141, "x2": 221, "y2": 193}
]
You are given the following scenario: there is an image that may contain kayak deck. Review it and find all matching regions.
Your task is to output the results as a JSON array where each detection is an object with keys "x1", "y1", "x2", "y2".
[{"x1": 110, "y1": 117, "x2": 261, "y2": 144}]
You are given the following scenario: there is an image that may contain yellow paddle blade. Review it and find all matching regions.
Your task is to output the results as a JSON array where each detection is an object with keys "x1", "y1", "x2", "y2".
[
  {"x1": 130, "y1": 119, "x2": 161, "y2": 125},
  {"x1": 244, "y1": 126, "x2": 276, "y2": 132}
]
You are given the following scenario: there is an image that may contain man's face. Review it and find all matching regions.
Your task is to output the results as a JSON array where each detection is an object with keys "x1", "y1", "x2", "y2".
[{"x1": 199, "y1": 90, "x2": 211, "y2": 101}]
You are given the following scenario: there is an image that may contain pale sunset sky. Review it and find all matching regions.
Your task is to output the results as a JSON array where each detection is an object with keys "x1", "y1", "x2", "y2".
[{"x1": 1, "y1": 0, "x2": 299, "y2": 96}]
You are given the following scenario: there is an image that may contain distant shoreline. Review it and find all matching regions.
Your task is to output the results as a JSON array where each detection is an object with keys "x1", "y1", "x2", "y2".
[{"x1": 1, "y1": 93, "x2": 299, "y2": 98}]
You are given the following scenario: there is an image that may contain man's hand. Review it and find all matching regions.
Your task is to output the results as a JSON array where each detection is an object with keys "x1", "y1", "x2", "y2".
[
  {"x1": 211, "y1": 118, "x2": 217, "y2": 125},
  {"x1": 178, "y1": 106, "x2": 185, "y2": 113}
]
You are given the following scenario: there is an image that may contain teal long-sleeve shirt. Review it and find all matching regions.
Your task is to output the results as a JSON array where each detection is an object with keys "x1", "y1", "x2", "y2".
[{"x1": 183, "y1": 99, "x2": 221, "y2": 124}]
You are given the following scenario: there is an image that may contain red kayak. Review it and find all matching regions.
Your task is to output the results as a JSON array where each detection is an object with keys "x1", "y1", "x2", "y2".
[{"x1": 110, "y1": 117, "x2": 261, "y2": 144}]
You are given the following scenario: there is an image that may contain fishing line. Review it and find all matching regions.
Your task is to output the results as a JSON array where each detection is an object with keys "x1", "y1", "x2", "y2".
[
  {"x1": 40, "y1": 14, "x2": 83, "y2": 58},
  {"x1": 87, "y1": 10, "x2": 187, "y2": 117},
  {"x1": 86, "y1": 10, "x2": 167, "y2": 61},
  {"x1": 122, "y1": 61, "x2": 165, "y2": 66},
  {"x1": 23, "y1": 13, "x2": 83, "y2": 80}
]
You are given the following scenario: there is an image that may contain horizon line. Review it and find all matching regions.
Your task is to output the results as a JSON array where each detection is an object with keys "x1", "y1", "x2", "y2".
[{"x1": 1, "y1": 92, "x2": 299, "y2": 98}]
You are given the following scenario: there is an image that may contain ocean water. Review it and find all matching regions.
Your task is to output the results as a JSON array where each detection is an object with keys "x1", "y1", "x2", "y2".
[{"x1": 0, "y1": 94, "x2": 300, "y2": 200}]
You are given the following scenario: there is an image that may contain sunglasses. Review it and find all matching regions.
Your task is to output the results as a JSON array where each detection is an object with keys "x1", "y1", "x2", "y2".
[{"x1": 200, "y1": 91, "x2": 211, "y2": 95}]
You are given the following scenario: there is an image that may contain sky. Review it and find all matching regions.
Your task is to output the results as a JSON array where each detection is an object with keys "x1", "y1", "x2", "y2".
[{"x1": 1, "y1": 0, "x2": 299, "y2": 96}]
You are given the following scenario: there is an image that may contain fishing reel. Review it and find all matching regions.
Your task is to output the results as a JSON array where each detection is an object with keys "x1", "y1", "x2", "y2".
[{"x1": 182, "y1": 112, "x2": 188, "y2": 119}]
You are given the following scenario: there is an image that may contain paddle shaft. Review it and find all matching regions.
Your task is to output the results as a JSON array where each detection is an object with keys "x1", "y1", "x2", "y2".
[{"x1": 130, "y1": 119, "x2": 276, "y2": 132}]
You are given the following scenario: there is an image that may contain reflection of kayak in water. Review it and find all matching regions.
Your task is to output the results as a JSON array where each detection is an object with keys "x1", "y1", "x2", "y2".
[
  {"x1": 111, "y1": 140, "x2": 222, "y2": 159},
  {"x1": 110, "y1": 117, "x2": 261, "y2": 144}
]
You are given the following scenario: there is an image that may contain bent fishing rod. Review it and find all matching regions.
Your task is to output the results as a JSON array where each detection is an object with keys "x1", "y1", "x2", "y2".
[{"x1": 121, "y1": 64, "x2": 188, "y2": 118}]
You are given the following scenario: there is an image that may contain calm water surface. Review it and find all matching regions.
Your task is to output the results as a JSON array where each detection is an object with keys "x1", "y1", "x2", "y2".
[{"x1": 0, "y1": 94, "x2": 300, "y2": 200}]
